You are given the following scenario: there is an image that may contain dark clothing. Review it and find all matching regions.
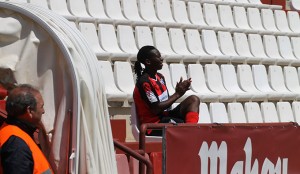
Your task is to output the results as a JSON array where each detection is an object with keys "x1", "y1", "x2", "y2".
[{"x1": 1, "y1": 117, "x2": 37, "y2": 174}]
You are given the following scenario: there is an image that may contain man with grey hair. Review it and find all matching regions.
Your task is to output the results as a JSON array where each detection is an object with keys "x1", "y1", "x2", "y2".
[{"x1": 0, "y1": 84, "x2": 52, "y2": 174}]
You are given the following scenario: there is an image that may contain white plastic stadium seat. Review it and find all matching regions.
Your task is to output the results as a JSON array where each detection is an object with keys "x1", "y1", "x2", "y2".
[
  {"x1": 252, "y1": 65, "x2": 282, "y2": 100},
  {"x1": 283, "y1": 66, "x2": 300, "y2": 97},
  {"x1": 114, "y1": 61, "x2": 135, "y2": 101},
  {"x1": 202, "y1": 30, "x2": 230, "y2": 62},
  {"x1": 210, "y1": 103, "x2": 229, "y2": 123},
  {"x1": 277, "y1": 102, "x2": 295, "y2": 122},
  {"x1": 228, "y1": 103, "x2": 247, "y2": 123},
  {"x1": 290, "y1": 0, "x2": 300, "y2": 13},
  {"x1": 187, "y1": 64, "x2": 218, "y2": 102},
  {"x1": 169, "y1": 28, "x2": 199, "y2": 62},
  {"x1": 29, "y1": 0, "x2": 49, "y2": 9},
  {"x1": 48, "y1": 0, "x2": 76, "y2": 21},
  {"x1": 155, "y1": 0, "x2": 181, "y2": 27},
  {"x1": 187, "y1": 2, "x2": 212, "y2": 29},
  {"x1": 205, "y1": 64, "x2": 235, "y2": 102},
  {"x1": 261, "y1": 9, "x2": 280, "y2": 34},
  {"x1": 117, "y1": 25, "x2": 139, "y2": 61},
  {"x1": 233, "y1": 6, "x2": 252, "y2": 32},
  {"x1": 247, "y1": 8, "x2": 271, "y2": 34},
  {"x1": 158, "y1": 63, "x2": 175, "y2": 96},
  {"x1": 261, "y1": 102, "x2": 279, "y2": 123},
  {"x1": 85, "y1": 0, "x2": 114, "y2": 24},
  {"x1": 135, "y1": 26, "x2": 154, "y2": 49},
  {"x1": 233, "y1": 32, "x2": 261, "y2": 64},
  {"x1": 98, "y1": 61, "x2": 128, "y2": 104},
  {"x1": 131, "y1": 103, "x2": 162, "y2": 141},
  {"x1": 244, "y1": 102, "x2": 263, "y2": 123},
  {"x1": 203, "y1": 3, "x2": 223, "y2": 30},
  {"x1": 274, "y1": 10, "x2": 294, "y2": 35},
  {"x1": 185, "y1": 29, "x2": 215, "y2": 62},
  {"x1": 237, "y1": 65, "x2": 267, "y2": 101},
  {"x1": 67, "y1": 0, "x2": 95, "y2": 22},
  {"x1": 263, "y1": 35, "x2": 293, "y2": 65},
  {"x1": 268, "y1": 65, "x2": 296, "y2": 100},
  {"x1": 248, "y1": 34, "x2": 275, "y2": 64},
  {"x1": 277, "y1": 36, "x2": 300, "y2": 65},
  {"x1": 287, "y1": 11, "x2": 300, "y2": 33},
  {"x1": 121, "y1": 0, "x2": 148, "y2": 26},
  {"x1": 199, "y1": 103, "x2": 212, "y2": 123},
  {"x1": 153, "y1": 27, "x2": 182, "y2": 62},
  {"x1": 103, "y1": 0, "x2": 131, "y2": 25},
  {"x1": 172, "y1": 0, "x2": 195, "y2": 28},
  {"x1": 137, "y1": 0, "x2": 164, "y2": 26},
  {"x1": 292, "y1": 101, "x2": 300, "y2": 124},
  {"x1": 218, "y1": 31, "x2": 245, "y2": 63},
  {"x1": 98, "y1": 24, "x2": 131, "y2": 61},
  {"x1": 218, "y1": 5, "x2": 243, "y2": 32},
  {"x1": 78, "y1": 22, "x2": 110, "y2": 60},
  {"x1": 221, "y1": 64, "x2": 253, "y2": 101},
  {"x1": 291, "y1": 37, "x2": 300, "y2": 60}
]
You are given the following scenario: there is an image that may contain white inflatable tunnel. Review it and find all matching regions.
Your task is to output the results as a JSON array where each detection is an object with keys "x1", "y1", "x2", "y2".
[{"x1": 0, "y1": 2, "x2": 117, "y2": 174}]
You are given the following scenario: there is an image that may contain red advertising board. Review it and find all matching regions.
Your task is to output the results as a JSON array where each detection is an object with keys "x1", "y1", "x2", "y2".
[{"x1": 165, "y1": 123, "x2": 300, "y2": 174}]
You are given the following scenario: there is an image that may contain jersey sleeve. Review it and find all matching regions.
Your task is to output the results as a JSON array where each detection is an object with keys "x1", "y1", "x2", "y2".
[{"x1": 142, "y1": 82, "x2": 158, "y2": 103}]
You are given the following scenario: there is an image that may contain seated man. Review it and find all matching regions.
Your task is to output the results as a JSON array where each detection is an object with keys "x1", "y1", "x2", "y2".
[
  {"x1": 133, "y1": 46, "x2": 200, "y2": 136},
  {"x1": 0, "y1": 84, "x2": 52, "y2": 174}
]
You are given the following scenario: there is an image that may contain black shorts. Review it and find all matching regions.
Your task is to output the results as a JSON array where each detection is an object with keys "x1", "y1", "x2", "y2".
[{"x1": 146, "y1": 104, "x2": 185, "y2": 136}]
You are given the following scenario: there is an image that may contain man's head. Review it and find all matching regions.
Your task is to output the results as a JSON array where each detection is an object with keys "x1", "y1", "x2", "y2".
[{"x1": 6, "y1": 84, "x2": 45, "y2": 127}]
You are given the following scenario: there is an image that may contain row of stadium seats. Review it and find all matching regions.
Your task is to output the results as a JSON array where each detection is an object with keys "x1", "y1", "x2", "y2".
[
  {"x1": 199, "y1": 101, "x2": 300, "y2": 124},
  {"x1": 3, "y1": 0, "x2": 291, "y2": 31},
  {"x1": 78, "y1": 22, "x2": 300, "y2": 65},
  {"x1": 99, "y1": 60, "x2": 300, "y2": 104}
]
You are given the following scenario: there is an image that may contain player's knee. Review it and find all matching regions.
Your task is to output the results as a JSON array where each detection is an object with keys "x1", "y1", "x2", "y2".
[{"x1": 189, "y1": 95, "x2": 200, "y2": 105}]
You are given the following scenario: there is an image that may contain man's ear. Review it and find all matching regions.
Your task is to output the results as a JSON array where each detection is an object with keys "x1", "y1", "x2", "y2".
[{"x1": 26, "y1": 106, "x2": 32, "y2": 116}]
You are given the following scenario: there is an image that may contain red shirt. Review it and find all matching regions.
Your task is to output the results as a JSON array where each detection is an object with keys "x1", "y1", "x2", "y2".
[{"x1": 133, "y1": 73, "x2": 169, "y2": 124}]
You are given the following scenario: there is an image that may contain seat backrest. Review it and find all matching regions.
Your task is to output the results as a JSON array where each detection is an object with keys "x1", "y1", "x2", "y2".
[
  {"x1": 291, "y1": 0, "x2": 300, "y2": 11},
  {"x1": 287, "y1": 11, "x2": 300, "y2": 33},
  {"x1": 137, "y1": 0, "x2": 159, "y2": 22},
  {"x1": 248, "y1": 34, "x2": 268, "y2": 58},
  {"x1": 114, "y1": 61, "x2": 135, "y2": 94},
  {"x1": 185, "y1": 29, "x2": 207, "y2": 56},
  {"x1": 49, "y1": 0, "x2": 72, "y2": 16},
  {"x1": 244, "y1": 102, "x2": 263, "y2": 123},
  {"x1": 228, "y1": 102, "x2": 247, "y2": 123},
  {"x1": 292, "y1": 101, "x2": 300, "y2": 124},
  {"x1": 86, "y1": 0, "x2": 108, "y2": 19},
  {"x1": 218, "y1": 5, "x2": 236, "y2": 29},
  {"x1": 274, "y1": 10, "x2": 292, "y2": 33},
  {"x1": 277, "y1": 102, "x2": 295, "y2": 122},
  {"x1": 98, "y1": 61, "x2": 120, "y2": 90},
  {"x1": 187, "y1": 64, "x2": 212, "y2": 93},
  {"x1": 205, "y1": 64, "x2": 228, "y2": 93},
  {"x1": 261, "y1": 9, "x2": 278, "y2": 32},
  {"x1": 203, "y1": 3, "x2": 221, "y2": 27},
  {"x1": 221, "y1": 64, "x2": 244, "y2": 93},
  {"x1": 29, "y1": 0, "x2": 49, "y2": 8},
  {"x1": 261, "y1": 102, "x2": 279, "y2": 123},
  {"x1": 153, "y1": 27, "x2": 176, "y2": 55},
  {"x1": 169, "y1": 64, "x2": 188, "y2": 88},
  {"x1": 268, "y1": 65, "x2": 289, "y2": 92},
  {"x1": 291, "y1": 37, "x2": 300, "y2": 59},
  {"x1": 283, "y1": 66, "x2": 300, "y2": 92},
  {"x1": 233, "y1": 6, "x2": 251, "y2": 29},
  {"x1": 169, "y1": 28, "x2": 191, "y2": 55},
  {"x1": 158, "y1": 63, "x2": 175, "y2": 94},
  {"x1": 277, "y1": 36, "x2": 297, "y2": 60},
  {"x1": 218, "y1": 31, "x2": 238, "y2": 56},
  {"x1": 233, "y1": 32, "x2": 253, "y2": 57},
  {"x1": 98, "y1": 24, "x2": 123, "y2": 53},
  {"x1": 237, "y1": 64, "x2": 259, "y2": 92},
  {"x1": 79, "y1": 23, "x2": 105, "y2": 54},
  {"x1": 202, "y1": 30, "x2": 223, "y2": 56},
  {"x1": 117, "y1": 25, "x2": 139, "y2": 55},
  {"x1": 104, "y1": 0, "x2": 125, "y2": 19},
  {"x1": 210, "y1": 103, "x2": 229, "y2": 123},
  {"x1": 172, "y1": 0, "x2": 190, "y2": 24},
  {"x1": 252, "y1": 64, "x2": 274, "y2": 92},
  {"x1": 68, "y1": 0, "x2": 90, "y2": 17},
  {"x1": 247, "y1": 8, "x2": 265, "y2": 31},
  {"x1": 263, "y1": 35, "x2": 282, "y2": 59},
  {"x1": 187, "y1": 2, "x2": 207, "y2": 26},
  {"x1": 199, "y1": 103, "x2": 212, "y2": 123},
  {"x1": 155, "y1": 0, "x2": 175, "y2": 22},
  {"x1": 121, "y1": 0, "x2": 142, "y2": 21},
  {"x1": 135, "y1": 26, "x2": 154, "y2": 49}
]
